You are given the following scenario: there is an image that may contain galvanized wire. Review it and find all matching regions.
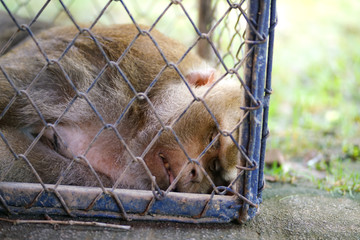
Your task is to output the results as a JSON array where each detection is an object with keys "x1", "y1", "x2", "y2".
[{"x1": 0, "y1": 0, "x2": 274, "y2": 223}]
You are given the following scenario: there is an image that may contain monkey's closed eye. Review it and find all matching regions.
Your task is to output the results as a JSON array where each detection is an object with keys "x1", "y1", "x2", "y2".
[
  {"x1": 39, "y1": 132, "x2": 72, "y2": 159},
  {"x1": 41, "y1": 134, "x2": 59, "y2": 151},
  {"x1": 159, "y1": 153, "x2": 170, "y2": 170},
  {"x1": 51, "y1": 134, "x2": 59, "y2": 152},
  {"x1": 208, "y1": 128, "x2": 220, "y2": 149}
]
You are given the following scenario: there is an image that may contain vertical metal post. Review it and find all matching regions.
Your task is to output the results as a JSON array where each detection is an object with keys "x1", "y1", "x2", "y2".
[
  {"x1": 240, "y1": 0, "x2": 272, "y2": 222},
  {"x1": 258, "y1": 0, "x2": 277, "y2": 203}
]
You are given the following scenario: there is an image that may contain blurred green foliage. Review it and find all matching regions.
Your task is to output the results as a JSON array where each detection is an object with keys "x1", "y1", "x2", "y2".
[
  {"x1": 268, "y1": 0, "x2": 360, "y2": 155},
  {"x1": 264, "y1": 161, "x2": 296, "y2": 184},
  {"x1": 343, "y1": 144, "x2": 360, "y2": 161},
  {"x1": 265, "y1": 0, "x2": 360, "y2": 193}
]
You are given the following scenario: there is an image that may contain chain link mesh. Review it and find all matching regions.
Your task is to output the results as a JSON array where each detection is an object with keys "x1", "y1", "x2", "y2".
[{"x1": 0, "y1": 0, "x2": 274, "y2": 223}]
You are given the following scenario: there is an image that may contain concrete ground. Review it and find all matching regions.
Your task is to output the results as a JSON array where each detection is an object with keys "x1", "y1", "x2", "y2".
[{"x1": 0, "y1": 182, "x2": 359, "y2": 240}]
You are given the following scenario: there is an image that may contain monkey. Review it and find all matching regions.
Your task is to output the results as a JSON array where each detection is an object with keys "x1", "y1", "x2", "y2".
[{"x1": 0, "y1": 24, "x2": 244, "y2": 193}]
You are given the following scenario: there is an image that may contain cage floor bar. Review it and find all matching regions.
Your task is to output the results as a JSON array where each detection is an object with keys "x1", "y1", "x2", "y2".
[{"x1": 0, "y1": 182, "x2": 242, "y2": 223}]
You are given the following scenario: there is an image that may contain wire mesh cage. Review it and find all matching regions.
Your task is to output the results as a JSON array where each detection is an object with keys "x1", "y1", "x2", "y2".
[{"x1": 0, "y1": 0, "x2": 276, "y2": 224}]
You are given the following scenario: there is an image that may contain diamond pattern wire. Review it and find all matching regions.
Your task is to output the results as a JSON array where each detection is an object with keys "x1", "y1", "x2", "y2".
[{"x1": 0, "y1": 0, "x2": 274, "y2": 223}]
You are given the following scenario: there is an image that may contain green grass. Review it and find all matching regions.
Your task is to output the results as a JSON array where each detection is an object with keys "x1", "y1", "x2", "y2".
[
  {"x1": 311, "y1": 158, "x2": 360, "y2": 196},
  {"x1": 265, "y1": 157, "x2": 360, "y2": 196}
]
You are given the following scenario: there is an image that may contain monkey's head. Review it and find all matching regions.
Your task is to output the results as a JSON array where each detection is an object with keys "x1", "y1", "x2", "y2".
[{"x1": 145, "y1": 78, "x2": 244, "y2": 193}]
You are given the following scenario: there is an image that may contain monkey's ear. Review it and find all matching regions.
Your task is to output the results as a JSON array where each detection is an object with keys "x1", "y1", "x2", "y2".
[{"x1": 185, "y1": 69, "x2": 216, "y2": 87}]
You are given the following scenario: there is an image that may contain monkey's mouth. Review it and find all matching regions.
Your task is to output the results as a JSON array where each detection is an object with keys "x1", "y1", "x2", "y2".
[{"x1": 159, "y1": 153, "x2": 174, "y2": 186}]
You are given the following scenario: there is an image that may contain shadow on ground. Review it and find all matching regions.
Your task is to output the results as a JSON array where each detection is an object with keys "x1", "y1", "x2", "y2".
[{"x1": 0, "y1": 182, "x2": 359, "y2": 240}]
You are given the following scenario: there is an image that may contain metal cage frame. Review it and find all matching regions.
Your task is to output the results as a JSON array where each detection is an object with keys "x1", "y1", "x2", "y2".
[{"x1": 0, "y1": 0, "x2": 276, "y2": 224}]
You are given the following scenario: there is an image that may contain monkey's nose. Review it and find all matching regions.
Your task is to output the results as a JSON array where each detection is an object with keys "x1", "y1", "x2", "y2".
[{"x1": 189, "y1": 166, "x2": 202, "y2": 183}]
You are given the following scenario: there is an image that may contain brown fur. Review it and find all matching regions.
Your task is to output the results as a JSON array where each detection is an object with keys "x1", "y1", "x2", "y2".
[{"x1": 0, "y1": 24, "x2": 243, "y2": 193}]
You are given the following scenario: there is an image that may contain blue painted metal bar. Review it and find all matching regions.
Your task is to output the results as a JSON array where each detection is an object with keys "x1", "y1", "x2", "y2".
[
  {"x1": 258, "y1": 0, "x2": 277, "y2": 203},
  {"x1": 239, "y1": 0, "x2": 273, "y2": 223},
  {"x1": 0, "y1": 182, "x2": 241, "y2": 223}
]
